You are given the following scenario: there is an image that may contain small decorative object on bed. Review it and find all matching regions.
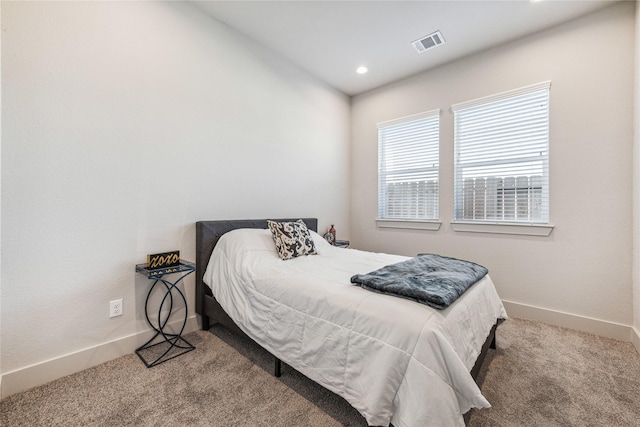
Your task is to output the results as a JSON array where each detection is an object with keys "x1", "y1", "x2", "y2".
[{"x1": 195, "y1": 218, "x2": 507, "y2": 427}]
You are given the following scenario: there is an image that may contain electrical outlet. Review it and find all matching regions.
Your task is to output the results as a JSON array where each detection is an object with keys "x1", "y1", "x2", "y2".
[{"x1": 109, "y1": 299, "x2": 123, "y2": 318}]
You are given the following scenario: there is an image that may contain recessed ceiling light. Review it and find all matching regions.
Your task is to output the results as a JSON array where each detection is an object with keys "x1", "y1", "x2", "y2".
[{"x1": 356, "y1": 66, "x2": 369, "y2": 74}]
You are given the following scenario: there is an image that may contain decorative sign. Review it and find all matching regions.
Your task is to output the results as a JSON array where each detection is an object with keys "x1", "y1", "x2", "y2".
[{"x1": 147, "y1": 250, "x2": 180, "y2": 269}]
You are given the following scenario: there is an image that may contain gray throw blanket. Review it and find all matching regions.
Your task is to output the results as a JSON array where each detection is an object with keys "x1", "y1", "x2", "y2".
[{"x1": 350, "y1": 254, "x2": 488, "y2": 310}]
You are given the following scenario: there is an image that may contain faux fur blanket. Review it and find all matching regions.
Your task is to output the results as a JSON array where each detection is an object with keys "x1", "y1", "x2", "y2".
[{"x1": 350, "y1": 253, "x2": 488, "y2": 310}]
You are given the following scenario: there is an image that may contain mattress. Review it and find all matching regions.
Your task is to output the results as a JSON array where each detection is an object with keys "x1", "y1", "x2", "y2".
[{"x1": 203, "y1": 228, "x2": 507, "y2": 427}]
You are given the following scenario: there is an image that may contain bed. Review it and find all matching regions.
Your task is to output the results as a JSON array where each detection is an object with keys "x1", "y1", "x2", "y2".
[{"x1": 195, "y1": 218, "x2": 507, "y2": 427}]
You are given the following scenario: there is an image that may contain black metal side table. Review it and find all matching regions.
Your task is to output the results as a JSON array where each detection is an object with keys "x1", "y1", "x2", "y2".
[
  {"x1": 334, "y1": 240, "x2": 350, "y2": 248},
  {"x1": 135, "y1": 260, "x2": 196, "y2": 367}
]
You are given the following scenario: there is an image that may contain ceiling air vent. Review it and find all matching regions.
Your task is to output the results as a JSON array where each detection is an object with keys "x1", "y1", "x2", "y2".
[{"x1": 411, "y1": 31, "x2": 445, "y2": 53}]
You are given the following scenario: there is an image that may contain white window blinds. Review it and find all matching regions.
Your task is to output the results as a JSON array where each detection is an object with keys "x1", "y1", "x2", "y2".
[
  {"x1": 452, "y1": 82, "x2": 550, "y2": 223},
  {"x1": 378, "y1": 110, "x2": 440, "y2": 221}
]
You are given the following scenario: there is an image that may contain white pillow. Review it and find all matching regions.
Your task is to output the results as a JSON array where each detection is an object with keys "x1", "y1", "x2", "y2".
[{"x1": 216, "y1": 228, "x2": 276, "y2": 254}]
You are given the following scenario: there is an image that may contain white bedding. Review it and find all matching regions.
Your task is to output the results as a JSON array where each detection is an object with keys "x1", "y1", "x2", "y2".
[{"x1": 203, "y1": 228, "x2": 507, "y2": 427}]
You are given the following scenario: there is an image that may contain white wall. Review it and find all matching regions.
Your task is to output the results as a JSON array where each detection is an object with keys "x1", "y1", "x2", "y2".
[
  {"x1": 352, "y1": 3, "x2": 635, "y2": 335},
  {"x1": 633, "y1": 0, "x2": 640, "y2": 353},
  {"x1": 1, "y1": 1, "x2": 350, "y2": 395},
  {"x1": 0, "y1": 0, "x2": 3, "y2": 394}
]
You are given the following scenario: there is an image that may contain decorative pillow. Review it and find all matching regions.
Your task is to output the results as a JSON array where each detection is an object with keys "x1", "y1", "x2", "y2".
[{"x1": 267, "y1": 219, "x2": 318, "y2": 260}]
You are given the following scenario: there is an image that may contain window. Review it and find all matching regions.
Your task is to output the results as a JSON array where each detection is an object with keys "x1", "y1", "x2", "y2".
[
  {"x1": 452, "y1": 82, "x2": 550, "y2": 224},
  {"x1": 377, "y1": 109, "x2": 440, "y2": 222}
]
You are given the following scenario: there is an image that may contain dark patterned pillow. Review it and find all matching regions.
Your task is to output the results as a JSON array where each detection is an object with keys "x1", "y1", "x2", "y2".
[{"x1": 267, "y1": 219, "x2": 318, "y2": 260}]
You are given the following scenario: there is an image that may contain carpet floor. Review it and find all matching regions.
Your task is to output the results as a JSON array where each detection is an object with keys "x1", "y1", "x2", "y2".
[{"x1": 1, "y1": 317, "x2": 639, "y2": 426}]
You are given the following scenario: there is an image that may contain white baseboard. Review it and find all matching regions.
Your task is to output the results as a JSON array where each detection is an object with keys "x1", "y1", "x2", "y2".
[
  {"x1": 502, "y1": 300, "x2": 633, "y2": 342},
  {"x1": 632, "y1": 326, "x2": 640, "y2": 354},
  {"x1": 1, "y1": 316, "x2": 200, "y2": 399}
]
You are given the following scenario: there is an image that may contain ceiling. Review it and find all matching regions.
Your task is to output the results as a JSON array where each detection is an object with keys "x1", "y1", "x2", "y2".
[{"x1": 195, "y1": 0, "x2": 619, "y2": 96}]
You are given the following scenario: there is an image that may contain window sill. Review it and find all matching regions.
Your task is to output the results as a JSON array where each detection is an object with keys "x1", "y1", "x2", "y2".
[
  {"x1": 451, "y1": 221, "x2": 554, "y2": 236},
  {"x1": 376, "y1": 219, "x2": 442, "y2": 231}
]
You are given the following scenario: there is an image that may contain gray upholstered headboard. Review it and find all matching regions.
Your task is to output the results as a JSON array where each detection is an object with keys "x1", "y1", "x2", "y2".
[{"x1": 195, "y1": 218, "x2": 318, "y2": 321}]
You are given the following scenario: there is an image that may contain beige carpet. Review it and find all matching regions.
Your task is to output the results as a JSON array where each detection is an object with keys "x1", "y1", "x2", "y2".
[
  {"x1": 469, "y1": 318, "x2": 640, "y2": 427},
  {"x1": 1, "y1": 318, "x2": 639, "y2": 426}
]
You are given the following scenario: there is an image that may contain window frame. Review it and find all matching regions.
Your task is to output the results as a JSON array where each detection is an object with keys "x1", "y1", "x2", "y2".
[
  {"x1": 376, "y1": 109, "x2": 441, "y2": 229},
  {"x1": 451, "y1": 81, "x2": 553, "y2": 235}
]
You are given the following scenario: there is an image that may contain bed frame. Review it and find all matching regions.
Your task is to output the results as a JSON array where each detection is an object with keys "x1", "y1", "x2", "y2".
[
  {"x1": 195, "y1": 218, "x2": 498, "y2": 406},
  {"x1": 196, "y1": 219, "x2": 319, "y2": 376}
]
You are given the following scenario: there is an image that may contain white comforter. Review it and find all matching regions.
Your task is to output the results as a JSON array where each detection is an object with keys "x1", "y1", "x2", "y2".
[{"x1": 203, "y1": 229, "x2": 507, "y2": 427}]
